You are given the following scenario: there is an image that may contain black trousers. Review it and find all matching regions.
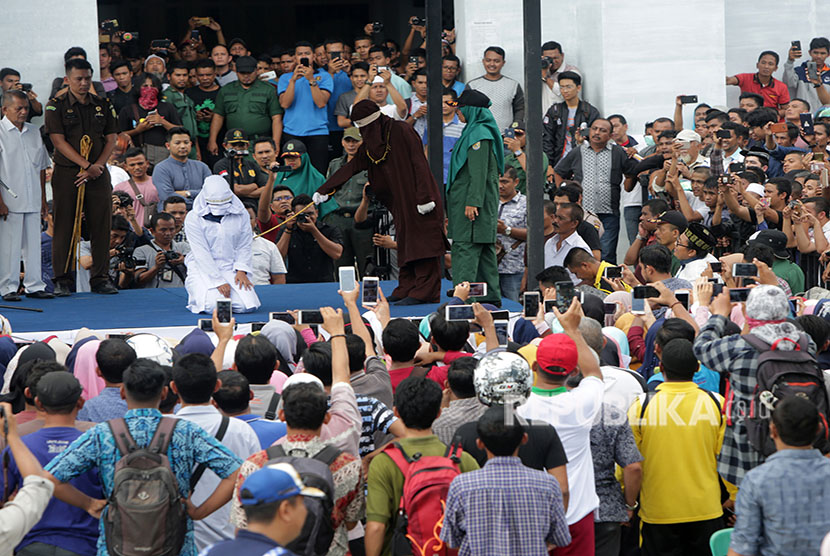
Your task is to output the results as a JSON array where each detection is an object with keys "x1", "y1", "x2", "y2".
[
  {"x1": 328, "y1": 129, "x2": 344, "y2": 160},
  {"x1": 282, "y1": 133, "x2": 329, "y2": 175},
  {"x1": 641, "y1": 517, "x2": 724, "y2": 556}
]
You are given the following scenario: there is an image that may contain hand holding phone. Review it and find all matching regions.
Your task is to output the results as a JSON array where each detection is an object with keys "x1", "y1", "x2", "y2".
[
  {"x1": 216, "y1": 299, "x2": 232, "y2": 323},
  {"x1": 523, "y1": 291, "x2": 540, "y2": 318}
]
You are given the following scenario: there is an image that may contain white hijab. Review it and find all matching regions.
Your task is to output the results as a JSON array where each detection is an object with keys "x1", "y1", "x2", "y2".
[{"x1": 193, "y1": 175, "x2": 246, "y2": 217}]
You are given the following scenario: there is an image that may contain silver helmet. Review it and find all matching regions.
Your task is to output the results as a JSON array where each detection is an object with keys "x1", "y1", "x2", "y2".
[{"x1": 473, "y1": 351, "x2": 532, "y2": 407}]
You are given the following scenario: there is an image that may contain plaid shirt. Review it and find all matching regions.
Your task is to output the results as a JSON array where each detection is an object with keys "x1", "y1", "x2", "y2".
[
  {"x1": 692, "y1": 315, "x2": 816, "y2": 486},
  {"x1": 441, "y1": 457, "x2": 571, "y2": 555},
  {"x1": 497, "y1": 192, "x2": 527, "y2": 274}
]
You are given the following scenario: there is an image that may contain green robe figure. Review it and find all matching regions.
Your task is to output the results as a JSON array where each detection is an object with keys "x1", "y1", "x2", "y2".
[{"x1": 446, "y1": 90, "x2": 505, "y2": 304}]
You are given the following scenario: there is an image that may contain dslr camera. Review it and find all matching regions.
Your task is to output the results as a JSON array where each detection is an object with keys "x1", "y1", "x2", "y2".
[
  {"x1": 541, "y1": 56, "x2": 554, "y2": 70},
  {"x1": 296, "y1": 213, "x2": 310, "y2": 224},
  {"x1": 164, "y1": 250, "x2": 181, "y2": 262},
  {"x1": 371, "y1": 22, "x2": 384, "y2": 33},
  {"x1": 269, "y1": 162, "x2": 293, "y2": 173},
  {"x1": 411, "y1": 17, "x2": 425, "y2": 26},
  {"x1": 226, "y1": 147, "x2": 248, "y2": 158},
  {"x1": 113, "y1": 244, "x2": 138, "y2": 270}
]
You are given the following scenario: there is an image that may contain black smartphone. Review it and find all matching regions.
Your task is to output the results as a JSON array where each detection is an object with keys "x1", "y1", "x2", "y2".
[
  {"x1": 710, "y1": 262, "x2": 723, "y2": 273},
  {"x1": 21, "y1": 83, "x2": 32, "y2": 92},
  {"x1": 503, "y1": 127, "x2": 516, "y2": 139},
  {"x1": 675, "y1": 291, "x2": 690, "y2": 311},
  {"x1": 729, "y1": 162, "x2": 745, "y2": 173},
  {"x1": 298, "y1": 310, "x2": 324, "y2": 325},
  {"x1": 300, "y1": 57, "x2": 311, "y2": 67},
  {"x1": 251, "y1": 322, "x2": 267, "y2": 332},
  {"x1": 409, "y1": 55, "x2": 419, "y2": 65},
  {"x1": 107, "y1": 333, "x2": 130, "y2": 340},
  {"x1": 190, "y1": 30, "x2": 200, "y2": 40},
  {"x1": 730, "y1": 288, "x2": 751, "y2": 303},
  {"x1": 216, "y1": 299, "x2": 232, "y2": 323},
  {"x1": 555, "y1": 281, "x2": 576, "y2": 312},
  {"x1": 270, "y1": 311, "x2": 296, "y2": 325},
  {"x1": 198, "y1": 318, "x2": 213, "y2": 332},
  {"x1": 732, "y1": 263, "x2": 758, "y2": 277},
  {"x1": 712, "y1": 283, "x2": 724, "y2": 297},
  {"x1": 330, "y1": 51, "x2": 341, "y2": 60},
  {"x1": 490, "y1": 310, "x2": 509, "y2": 321},
  {"x1": 603, "y1": 266, "x2": 622, "y2": 279},
  {"x1": 808, "y1": 61, "x2": 819, "y2": 81},
  {"x1": 544, "y1": 299, "x2": 556, "y2": 314},
  {"x1": 792, "y1": 40, "x2": 802, "y2": 50},
  {"x1": 716, "y1": 129, "x2": 731, "y2": 139},
  {"x1": 523, "y1": 291, "x2": 540, "y2": 318},
  {"x1": 633, "y1": 285, "x2": 660, "y2": 299},
  {"x1": 800, "y1": 113, "x2": 815, "y2": 134},
  {"x1": 679, "y1": 95, "x2": 698, "y2": 104},
  {"x1": 151, "y1": 39, "x2": 172, "y2": 49}
]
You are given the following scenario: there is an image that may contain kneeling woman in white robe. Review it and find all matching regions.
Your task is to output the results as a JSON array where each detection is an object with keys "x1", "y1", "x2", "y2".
[{"x1": 185, "y1": 176, "x2": 261, "y2": 313}]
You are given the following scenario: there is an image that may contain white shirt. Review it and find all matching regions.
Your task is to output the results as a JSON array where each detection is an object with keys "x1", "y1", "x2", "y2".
[
  {"x1": 544, "y1": 231, "x2": 591, "y2": 283},
  {"x1": 675, "y1": 253, "x2": 718, "y2": 283},
  {"x1": 175, "y1": 405, "x2": 260, "y2": 551},
  {"x1": 250, "y1": 235, "x2": 286, "y2": 286},
  {"x1": 0, "y1": 475, "x2": 53, "y2": 556},
  {"x1": 107, "y1": 163, "x2": 129, "y2": 188},
  {"x1": 517, "y1": 376, "x2": 604, "y2": 524},
  {"x1": 600, "y1": 366, "x2": 645, "y2": 412},
  {"x1": 0, "y1": 117, "x2": 50, "y2": 213},
  {"x1": 379, "y1": 103, "x2": 404, "y2": 121}
]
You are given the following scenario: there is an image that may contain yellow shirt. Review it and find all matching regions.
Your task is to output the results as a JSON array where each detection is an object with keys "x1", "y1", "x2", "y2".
[{"x1": 628, "y1": 382, "x2": 725, "y2": 524}]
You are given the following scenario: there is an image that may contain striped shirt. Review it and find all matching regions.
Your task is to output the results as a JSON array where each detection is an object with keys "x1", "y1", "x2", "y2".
[{"x1": 356, "y1": 395, "x2": 397, "y2": 457}]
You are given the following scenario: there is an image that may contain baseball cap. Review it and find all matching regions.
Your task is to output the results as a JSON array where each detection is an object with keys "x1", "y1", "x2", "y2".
[
  {"x1": 748, "y1": 229, "x2": 789, "y2": 259},
  {"x1": 240, "y1": 463, "x2": 325, "y2": 506},
  {"x1": 676, "y1": 129, "x2": 701, "y2": 143},
  {"x1": 281, "y1": 139, "x2": 307, "y2": 158},
  {"x1": 235, "y1": 55, "x2": 257, "y2": 73},
  {"x1": 656, "y1": 210, "x2": 688, "y2": 232},
  {"x1": 741, "y1": 146, "x2": 770, "y2": 163},
  {"x1": 343, "y1": 127, "x2": 362, "y2": 141},
  {"x1": 36, "y1": 371, "x2": 82, "y2": 407},
  {"x1": 224, "y1": 129, "x2": 249, "y2": 144},
  {"x1": 535, "y1": 334, "x2": 578, "y2": 376},
  {"x1": 745, "y1": 182, "x2": 766, "y2": 196}
]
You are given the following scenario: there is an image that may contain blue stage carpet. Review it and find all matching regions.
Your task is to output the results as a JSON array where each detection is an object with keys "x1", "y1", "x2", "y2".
[{"x1": 4, "y1": 280, "x2": 521, "y2": 333}]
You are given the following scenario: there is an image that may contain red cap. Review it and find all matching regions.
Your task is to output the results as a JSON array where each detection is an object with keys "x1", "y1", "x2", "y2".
[{"x1": 536, "y1": 334, "x2": 578, "y2": 375}]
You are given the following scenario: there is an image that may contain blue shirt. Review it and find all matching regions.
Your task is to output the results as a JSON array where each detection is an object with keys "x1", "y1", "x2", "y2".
[
  {"x1": 731, "y1": 449, "x2": 830, "y2": 556},
  {"x1": 153, "y1": 157, "x2": 212, "y2": 210},
  {"x1": 355, "y1": 395, "x2": 397, "y2": 457},
  {"x1": 235, "y1": 413, "x2": 287, "y2": 450},
  {"x1": 326, "y1": 71, "x2": 353, "y2": 132},
  {"x1": 441, "y1": 456, "x2": 571, "y2": 555},
  {"x1": 198, "y1": 529, "x2": 297, "y2": 556},
  {"x1": 0, "y1": 426, "x2": 101, "y2": 555},
  {"x1": 77, "y1": 386, "x2": 128, "y2": 423},
  {"x1": 278, "y1": 70, "x2": 334, "y2": 136},
  {"x1": 422, "y1": 114, "x2": 465, "y2": 184},
  {"x1": 450, "y1": 80, "x2": 465, "y2": 97},
  {"x1": 45, "y1": 408, "x2": 243, "y2": 556},
  {"x1": 646, "y1": 364, "x2": 720, "y2": 392}
]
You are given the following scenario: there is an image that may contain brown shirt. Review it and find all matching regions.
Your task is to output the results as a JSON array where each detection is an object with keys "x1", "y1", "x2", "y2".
[{"x1": 44, "y1": 89, "x2": 118, "y2": 169}]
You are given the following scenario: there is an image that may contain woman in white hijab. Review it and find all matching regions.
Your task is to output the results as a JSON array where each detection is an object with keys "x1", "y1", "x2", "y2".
[{"x1": 184, "y1": 175, "x2": 260, "y2": 313}]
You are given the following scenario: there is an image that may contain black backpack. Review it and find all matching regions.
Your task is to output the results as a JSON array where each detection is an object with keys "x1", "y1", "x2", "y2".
[
  {"x1": 106, "y1": 417, "x2": 186, "y2": 556},
  {"x1": 265, "y1": 444, "x2": 340, "y2": 556},
  {"x1": 742, "y1": 334, "x2": 830, "y2": 455}
]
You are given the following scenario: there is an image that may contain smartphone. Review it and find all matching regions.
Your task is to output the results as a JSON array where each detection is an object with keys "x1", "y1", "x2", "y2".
[
  {"x1": 710, "y1": 262, "x2": 723, "y2": 273},
  {"x1": 808, "y1": 61, "x2": 819, "y2": 81},
  {"x1": 409, "y1": 55, "x2": 419, "y2": 65},
  {"x1": 503, "y1": 127, "x2": 516, "y2": 139},
  {"x1": 792, "y1": 40, "x2": 802, "y2": 50},
  {"x1": 490, "y1": 310, "x2": 509, "y2": 321},
  {"x1": 198, "y1": 319, "x2": 213, "y2": 332},
  {"x1": 679, "y1": 95, "x2": 698, "y2": 104},
  {"x1": 269, "y1": 311, "x2": 296, "y2": 325},
  {"x1": 300, "y1": 57, "x2": 311, "y2": 67},
  {"x1": 631, "y1": 296, "x2": 646, "y2": 315},
  {"x1": 729, "y1": 162, "x2": 745, "y2": 174},
  {"x1": 339, "y1": 266, "x2": 357, "y2": 293},
  {"x1": 107, "y1": 333, "x2": 130, "y2": 340},
  {"x1": 733, "y1": 263, "x2": 758, "y2": 277},
  {"x1": 730, "y1": 288, "x2": 751, "y2": 303},
  {"x1": 544, "y1": 299, "x2": 556, "y2": 314},
  {"x1": 494, "y1": 320, "x2": 509, "y2": 347},
  {"x1": 21, "y1": 83, "x2": 32, "y2": 92},
  {"x1": 523, "y1": 291, "x2": 540, "y2": 318},
  {"x1": 708, "y1": 277, "x2": 720, "y2": 284},
  {"x1": 555, "y1": 281, "x2": 576, "y2": 312},
  {"x1": 675, "y1": 291, "x2": 690, "y2": 311},
  {"x1": 633, "y1": 285, "x2": 660, "y2": 299},
  {"x1": 195, "y1": 17, "x2": 211, "y2": 26},
  {"x1": 190, "y1": 30, "x2": 200, "y2": 40},
  {"x1": 376, "y1": 65, "x2": 389, "y2": 73},
  {"x1": 216, "y1": 299, "x2": 232, "y2": 324},
  {"x1": 446, "y1": 304, "x2": 475, "y2": 321},
  {"x1": 151, "y1": 39, "x2": 171, "y2": 49},
  {"x1": 330, "y1": 51, "x2": 342, "y2": 60},
  {"x1": 362, "y1": 277, "x2": 379, "y2": 306},
  {"x1": 800, "y1": 113, "x2": 815, "y2": 134},
  {"x1": 712, "y1": 283, "x2": 724, "y2": 297},
  {"x1": 469, "y1": 282, "x2": 487, "y2": 297},
  {"x1": 251, "y1": 322, "x2": 267, "y2": 332},
  {"x1": 259, "y1": 70, "x2": 277, "y2": 81},
  {"x1": 770, "y1": 122, "x2": 788, "y2": 133},
  {"x1": 298, "y1": 310, "x2": 324, "y2": 325},
  {"x1": 603, "y1": 265, "x2": 622, "y2": 279},
  {"x1": 716, "y1": 129, "x2": 731, "y2": 139}
]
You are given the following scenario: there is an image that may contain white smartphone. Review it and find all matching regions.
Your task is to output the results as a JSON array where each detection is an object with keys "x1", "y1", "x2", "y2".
[
  {"x1": 469, "y1": 282, "x2": 487, "y2": 297},
  {"x1": 523, "y1": 291, "x2": 540, "y2": 318},
  {"x1": 339, "y1": 266, "x2": 357, "y2": 293},
  {"x1": 494, "y1": 319, "x2": 509, "y2": 347},
  {"x1": 298, "y1": 310, "x2": 324, "y2": 325},
  {"x1": 445, "y1": 304, "x2": 475, "y2": 321},
  {"x1": 362, "y1": 277, "x2": 379, "y2": 306},
  {"x1": 216, "y1": 299, "x2": 232, "y2": 323}
]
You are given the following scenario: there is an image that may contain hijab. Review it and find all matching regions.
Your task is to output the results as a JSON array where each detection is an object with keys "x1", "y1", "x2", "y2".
[
  {"x1": 74, "y1": 340, "x2": 104, "y2": 400},
  {"x1": 277, "y1": 153, "x2": 337, "y2": 218},
  {"x1": 175, "y1": 328, "x2": 215, "y2": 356},
  {"x1": 193, "y1": 175, "x2": 247, "y2": 218},
  {"x1": 260, "y1": 320, "x2": 305, "y2": 374},
  {"x1": 447, "y1": 101, "x2": 505, "y2": 187},
  {"x1": 1, "y1": 341, "x2": 56, "y2": 395},
  {"x1": 746, "y1": 285, "x2": 801, "y2": 349}
]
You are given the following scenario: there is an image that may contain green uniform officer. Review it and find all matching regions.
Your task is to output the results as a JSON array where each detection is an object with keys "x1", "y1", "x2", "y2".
[
  {"x1": 207, "y1": 56, "x2": 283, "y2": 157},
  {"x1": 162, "y1": 60, "x2": 199, "y2": 159},
  {"x1": 446, "y1": 90, "x2": 504, "y2": 304},
  {"x1": 44, "y1": 58, "x2": 118, "y2": 296}
]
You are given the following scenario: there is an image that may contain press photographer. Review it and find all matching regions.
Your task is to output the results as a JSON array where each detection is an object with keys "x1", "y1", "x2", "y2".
[
  {"x1": 276, "y1": 193, "x2": 343, "y2": 283},
  {"x1": 92, "y1": 215, "x2": 138, "y2": 289},
  {"x1": 133, "y1": 212, "x2": 189, "y2": 288}
]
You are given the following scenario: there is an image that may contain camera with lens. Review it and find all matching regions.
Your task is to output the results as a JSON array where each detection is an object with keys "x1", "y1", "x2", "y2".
[
  {"x1": 270, "y1": 162, "x2": 293, "y2": 173},
  {"x1": 100, "y1": 19, "x2": 119, "y2": 33},
  {"x1": 541, "y1": 56, "x2": 554, "y2": 70},
  {"x1": 296, "y1": 213, "x2": 310, "y2": 224},
  {"x1": 164, "y1": 250, "x2": 181, "y2": 262},
  {"x1": 411, "y1": 17, "x2": 424, "y2": 26},
  {"x1": 114, "y1": 244, "x2": 138, "y2": 270},
  {"x1": 371, "y1": 22, "x2": 384, "y2": 33},
  {"x1": 226, "y1": 148, "x2": 248, "y2": 158}
]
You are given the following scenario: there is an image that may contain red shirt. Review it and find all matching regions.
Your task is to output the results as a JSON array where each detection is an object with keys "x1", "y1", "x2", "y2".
[
  {"x1": 734, "y1": 73, "x2": 791, "y2": 108},
  {"x1": 388, "y1": 364, "x2": 447, "y2": 392},
  {"x1": 257, "y1": 213, "x2": 286, "y2": 244}
]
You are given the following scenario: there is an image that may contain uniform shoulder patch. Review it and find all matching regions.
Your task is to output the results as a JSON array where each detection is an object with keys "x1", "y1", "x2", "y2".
[
  {"x1": 248, "y1": 169, "x2": 256, "y2": 177},
  {"x1": 46, "y1": 105, "x2": 57, "y2": 111},
  {"x1": 472, "y1": 141, "x2": 481, "y2": 150}
]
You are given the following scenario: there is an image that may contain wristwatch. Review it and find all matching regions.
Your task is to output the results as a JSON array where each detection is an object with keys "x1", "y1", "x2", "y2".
[
  {"x1": 513, "y1": 149, "x2": 523, "y2": 156},
  {"x1": 625, "y1": 501, "x2": 639, "y2": 511},
  {"x1": 505, "y1": 226, "x2": 513, "y2": 237},
  {"x1": 635, "y1": 234, "x2": 646, "y2": 241},
  {"x1": 309, "y1": 79, "x2": 318, "y2": 87}
]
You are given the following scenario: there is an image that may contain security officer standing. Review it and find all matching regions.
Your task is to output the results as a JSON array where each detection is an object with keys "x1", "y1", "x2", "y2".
[
  {"x1": 45, "y1": 58, "x2": 119, "y2": 296},
  {"x1": 324, "y1": 126, "x2": 373, "y2": 276},
  {"x1": 213, "y1": 128, "x2": 268, "y2": 206}
]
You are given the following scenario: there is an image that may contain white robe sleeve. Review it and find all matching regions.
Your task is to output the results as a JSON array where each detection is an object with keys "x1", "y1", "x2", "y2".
[
  {"x1": 184, "y1": 213, "x2": 226, "y2": 289},
  {"x1": 231, "y1": 214, "x2": 254, "y2": 275}
]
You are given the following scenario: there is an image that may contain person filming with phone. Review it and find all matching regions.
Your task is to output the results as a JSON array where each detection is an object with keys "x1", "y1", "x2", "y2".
[
  {"x1": 277, "y1": 194, "x2": 343, "y2": 283},
  {"x1": 783, "y1": 37, "x2": 830, "y2": 113}
]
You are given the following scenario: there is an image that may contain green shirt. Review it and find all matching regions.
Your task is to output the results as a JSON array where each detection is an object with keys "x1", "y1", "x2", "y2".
[
  {"x1": 504, "y1": 151, "x2": 549, "y2": 195},
  {"x1": 772, "y1": 258, "x2": 805, "y2": 295},
  {"x1": 326, "y1": 154, "x2": 367, "y2": 209},
  {"x1": 213, "y1": 80, "x2": 283, "y2": 138},
  {"x1": 161, "y1": 88, "x2": 198, "y2": 159},
  {"x1": 671, "y1": 254, "x2": 681, "y2": 277},
  {"x1": 447, "y1": 139, "x2": 500, "y2": 244},
  {"x1": 366, "y1": 435, "x2": 479, "y2": 555}
]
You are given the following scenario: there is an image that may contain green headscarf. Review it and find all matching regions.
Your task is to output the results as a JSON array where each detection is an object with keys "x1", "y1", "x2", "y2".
[
  {"x1": 277, "y1": 153, "x2": 339, "y2": 218},
  {"x1": 446, "y1": 105, "x2": 505, "y2": 188}
]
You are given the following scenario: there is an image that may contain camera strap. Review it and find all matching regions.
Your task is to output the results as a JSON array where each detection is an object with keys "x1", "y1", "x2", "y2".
[{"x1": 152, "y1": 242, "x2": 186, "y2": 283}]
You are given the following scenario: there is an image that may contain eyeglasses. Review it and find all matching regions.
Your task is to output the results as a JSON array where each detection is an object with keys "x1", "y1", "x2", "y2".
[
  {"x1": 274, "y1": 195, "x2": 293, "y2": 202},
  {"x1": 560, "y1": 84, "x2": 577, "y2": 90}
]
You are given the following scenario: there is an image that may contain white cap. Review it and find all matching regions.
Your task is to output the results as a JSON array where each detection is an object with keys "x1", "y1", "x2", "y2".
[{"x1": 676, "y1": 129, "x2": 701, "y2": 143}]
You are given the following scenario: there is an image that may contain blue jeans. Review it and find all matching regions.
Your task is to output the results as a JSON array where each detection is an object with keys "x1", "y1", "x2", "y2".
[
  {"x1": 623, "y1": 206, "x2": 642, "y2": 244},
  {"x1": 598, "y1": 213, "x2": 620, "y2": 264},
  {"x1": 499, "y1": 272, "x2": 523, "y2": 303}
]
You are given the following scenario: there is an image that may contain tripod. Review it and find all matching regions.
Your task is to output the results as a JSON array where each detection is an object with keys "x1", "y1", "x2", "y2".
[{"x1": 364, "y1": 204, "x2": 393, "y2": 280}]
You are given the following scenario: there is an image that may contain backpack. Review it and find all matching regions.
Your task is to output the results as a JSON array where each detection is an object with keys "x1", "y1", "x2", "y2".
[
  {"x1": 265, "y1": 444, "x2": 340, "y2": 556},
  {"x1": 106, "y1": 417, "x2": 186, "y2": 556},
  {"x1": 742, "y1": 334, "x2": 830, "y2": 456},
  {"x1": 384, "y1": 440, "x2": 463, "y2": 556}
]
